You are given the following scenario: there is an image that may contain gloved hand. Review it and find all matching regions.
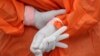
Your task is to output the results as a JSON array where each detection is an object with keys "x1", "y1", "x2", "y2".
[
  {"x1": 39, "y1": 26, "x2": 69, "y2": 52},
  {"x1": 24, "y1": 6, "x2": 66, "y2": 29},
  {"x1": 30, "y1": 18, "x2": 69, "y2": 56}
]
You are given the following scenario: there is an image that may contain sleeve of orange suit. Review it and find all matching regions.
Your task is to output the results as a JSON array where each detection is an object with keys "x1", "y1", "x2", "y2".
[
  {"x1": 55, "y1": 0, "x2": 99, "y2": 37},
  {"x1": 0, "y1": 0, "x2": 24, "y2": 35}
]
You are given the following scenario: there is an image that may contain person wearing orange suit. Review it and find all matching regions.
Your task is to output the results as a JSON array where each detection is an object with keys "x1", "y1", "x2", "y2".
[
  {"x1": 1, "y1": 0, "x2": 100, "y2": 56},
  {"x1": 0, "y1": 0, "x2": 68, "y2": 56},
  {"x1": 20, "y1": 0, "x2": 100, "y2": 56}
]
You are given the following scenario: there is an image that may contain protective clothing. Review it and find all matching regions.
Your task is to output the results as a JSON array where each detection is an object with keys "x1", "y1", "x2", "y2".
[
  {"x1": 30, "y1": 18, "x2": 69, "y2": 56},
  {"x1": 0, "y1": 0, "x2": 100, "y2": 56},
  {"x1": 24, "y1": 6, "x2": 66, "y2": 29}
]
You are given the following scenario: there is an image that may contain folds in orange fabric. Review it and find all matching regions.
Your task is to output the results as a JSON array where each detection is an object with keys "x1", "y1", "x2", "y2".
[{"x1": 0, "y1": 0, "x2": 24, "y2": 35}]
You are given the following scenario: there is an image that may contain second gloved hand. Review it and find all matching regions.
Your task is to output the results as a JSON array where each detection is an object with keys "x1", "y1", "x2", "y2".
[{"x1": 24, "y1": 6, "x2": 66, "y2": 29}]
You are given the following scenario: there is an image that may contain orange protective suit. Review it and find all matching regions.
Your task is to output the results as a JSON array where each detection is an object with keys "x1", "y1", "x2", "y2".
[{"x1": 0, "y1": 0, "x2": 100, "y2": 56}]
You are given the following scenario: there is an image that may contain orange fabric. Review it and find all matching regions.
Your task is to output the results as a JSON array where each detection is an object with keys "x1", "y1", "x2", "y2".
[
  {"x1": 54, "y1": 21, "x2": 64, "y2": 29},
  {"x1": 0, "y1": 0, "x2": 24, "y2": 35},
  {"x1": 0, "y1": 0, "x2": 100, "y2": 56}
]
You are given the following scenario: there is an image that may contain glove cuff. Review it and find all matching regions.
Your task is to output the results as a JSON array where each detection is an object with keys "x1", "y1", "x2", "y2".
[{"x1": 24, "y1": 6, "x2": 35, "y2": 26}]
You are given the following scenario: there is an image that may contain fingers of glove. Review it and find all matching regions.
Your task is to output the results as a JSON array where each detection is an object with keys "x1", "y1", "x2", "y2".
[
  {"x1": 52, "y1": 9, "x2": 66, "y2": 16},
  {"x1": 36, "y1": 54, "x2": 43, "y2": 56},
  {"x1": 45, "y1": 36, "x2": 56, "y2": 43},
  {"x1": 34, "y1": 50, "x2": 43, "y2": 56},
  {"x1": 39, "y1": 39, "x2": 48, "y2": 52},
  {"x1": 57, "y1": 34, "x2": 69, "y2": 41},
  {"x1": 51, "y1": 42, "x2": 56, "y2": 50},
  {"x1": 33, "y1": 49, "x2": 43, "y2": 56},
  {"x1": 31, "y1": 33, "x2": 45, "y2": 49},
  {"x1": 41, "y1": 9, "x2": 66, "y2": 22},
  {"x1": 46, "y1": 34, "x2": 69, "y2": 51},
  {"x1": 39, "y1": 26, "x2": 68, "y2": 50},
  {"x1": 56, "y1": 42, "x2": 68, "y2": 48},
  {"x1": 43, "y1": 9, "x2": 66, "y2": 17},
  {"x1": 30, "y1": 47, "x2": 42, "y2": 55},
  {"x1": 45, "y1": 41, "x2": 56, "y2": 52},
  {"x1": 52, "y1": 26, "x2": 67, "y2": 37},
  {"x1": 44, "y1": 26, "x2": 67, "y2": 43}
]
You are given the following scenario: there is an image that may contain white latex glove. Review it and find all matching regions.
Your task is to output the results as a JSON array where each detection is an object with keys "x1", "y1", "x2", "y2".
[
  {"x1": 39, "y1": 26, "x2": 69, "y2": 52},
  {"x1": 24, "y1": 6, "x2": 66, "y2": 29},
  {"x1": 30, "y1": 18, "x2": 69, "y2": 56}
]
